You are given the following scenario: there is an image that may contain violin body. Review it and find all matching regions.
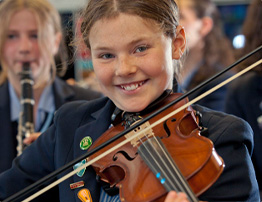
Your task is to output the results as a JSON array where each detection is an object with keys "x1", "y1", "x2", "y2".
[{"x1": 89, "y1": 93, "x2": 224, "y2": 202}]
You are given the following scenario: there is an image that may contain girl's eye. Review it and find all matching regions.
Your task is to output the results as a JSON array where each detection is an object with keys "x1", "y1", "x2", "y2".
[
  {"x1": 100, "y1": 53, "x2": 114, "y2": 59},
  {"x1": 30, "y1": 34, "x2": 38, "y2": 39},
  {"x1": 7, "y1": 34, "x2": 17, "y2": 39},
  {"x1": 135, "y1": 45, "x2": 148, "y2": 53}
]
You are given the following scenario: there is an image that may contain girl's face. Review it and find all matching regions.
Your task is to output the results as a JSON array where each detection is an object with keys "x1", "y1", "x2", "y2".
[
  {"x1": 3, "y1": 9, "x2": 60, "y2": 87},
  {"x1": 177, "y1": 0, "x2": 203, "y2": 49},
  {"x1": 89, "y1": 13, "x2": 185, "y2": 112}
]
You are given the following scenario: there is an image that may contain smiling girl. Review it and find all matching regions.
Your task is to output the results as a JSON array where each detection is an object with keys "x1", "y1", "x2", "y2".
[{"x1": 0, "y1": 0, "x2": 259, "y2": 201}]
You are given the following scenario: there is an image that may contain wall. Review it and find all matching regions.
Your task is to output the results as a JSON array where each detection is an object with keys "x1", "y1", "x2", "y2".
[
  {"x1": 48, "y1": 0, "x2": 87, "y2": 12},
  {"x1": 48, "y1": 0, "x2": 251, "y2": 11}
]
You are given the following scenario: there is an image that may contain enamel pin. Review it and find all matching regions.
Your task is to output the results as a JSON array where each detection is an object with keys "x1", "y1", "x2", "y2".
[
  {"x1": 73, "y1": 159, "x2": 87, "y2": 177},
  {"x1": 80, "y1": 136, "x2": 92, "y2": 150},
  {"x1": 70, "y1": 181, "x2": 84, "y2": 190},
  {"x1": 78, "y1": 188, "x2": 93, "y2": 202}
]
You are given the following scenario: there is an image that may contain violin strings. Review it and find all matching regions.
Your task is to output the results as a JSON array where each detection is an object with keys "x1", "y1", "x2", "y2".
[
  {"x1": 137, "y1": 132, "x2": 197, "y2": 201},
  {"x1": 138, "y1": 133, "x2": 181, "y2": 191},
  {"x1": 19, "y1": 59, "x2": 262, "y2": 202},
  {"x1": 137, "y1": 134, "x2": 177, "y2": 191},
  {"x1": 151, "y1": 135, "x2": 197, "y2": 201}
]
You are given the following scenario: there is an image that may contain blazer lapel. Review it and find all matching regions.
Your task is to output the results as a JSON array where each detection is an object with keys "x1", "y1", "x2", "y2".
[
  {"x1": 0, "y1": 81, "x2": 18, "y2": 172},
  {"x1": 72, "y1": 99, "x2": 115, "y2": 202}
]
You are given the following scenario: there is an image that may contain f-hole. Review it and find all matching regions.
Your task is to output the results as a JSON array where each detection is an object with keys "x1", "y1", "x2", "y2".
[
  {"x1": 113, "y1": 151, "x2": 138, "y2": 161},
  {"x1": 163, "y1": 118, "x2": 176, "y2": 138}
]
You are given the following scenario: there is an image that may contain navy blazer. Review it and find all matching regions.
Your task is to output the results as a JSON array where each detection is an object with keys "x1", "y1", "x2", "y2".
[
  {"x1": 0, "y1": 77, "x2": 102, "y2": 174},
  {"x1": 225, "y1": 71, "x2": 262, "y2": 194},
  {"x1": 0, "y1": 97, "x2": 260, "y2": 201},
  {"x1": 176, "y1": 62, "x2": 232, "y2": 112},
  {"x1": 186, "y1": 74, "x2": 230, "y2": 112}
]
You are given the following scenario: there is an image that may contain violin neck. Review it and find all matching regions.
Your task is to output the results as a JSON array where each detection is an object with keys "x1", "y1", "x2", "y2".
[{"x1": 138, "y1": 136, "x2": 198, "y2": 202}]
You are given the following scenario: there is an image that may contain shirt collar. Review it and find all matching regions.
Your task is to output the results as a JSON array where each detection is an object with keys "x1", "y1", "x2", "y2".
[
  {"x1": 8, "y1": 82, "x2": 55, "y2": 122},
  {"x1": 38, "y1": 84, "x2": 55, "y2": 113},
  {"x1": 9, "y1": 82, "x2": 20, "y2": 122}
]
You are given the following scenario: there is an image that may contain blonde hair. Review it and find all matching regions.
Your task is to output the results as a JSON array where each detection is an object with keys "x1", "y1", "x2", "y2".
[{"x1": 0, "y1": 0, "x2": 67, "y2": 86}]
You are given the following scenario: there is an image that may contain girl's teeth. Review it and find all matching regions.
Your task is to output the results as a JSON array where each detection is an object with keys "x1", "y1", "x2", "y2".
[
  {"x1": 126, "y1": 84, "x2": 138, "y2": 91},
  {"x1": 121, "y1": 82, "x2": 143, "y2": 91}
]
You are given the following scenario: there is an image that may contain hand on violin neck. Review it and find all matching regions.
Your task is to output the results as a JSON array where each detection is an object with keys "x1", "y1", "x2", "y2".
[
  {"x1": 164, "y1": 191, "x2": 189, "y2": 202},
  {"x1": 164, "y1": 191, "x2": 207, "y2": 202}
]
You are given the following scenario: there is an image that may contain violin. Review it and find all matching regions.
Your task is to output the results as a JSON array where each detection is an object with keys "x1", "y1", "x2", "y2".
[{"x1": 89, "y1": 93, "x2": 224, "y2": 202}]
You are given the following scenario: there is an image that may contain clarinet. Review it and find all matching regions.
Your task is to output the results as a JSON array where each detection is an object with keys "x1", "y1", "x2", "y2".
[{"x1": 16, "y1": 62, "x2": 35, "y2": 156}]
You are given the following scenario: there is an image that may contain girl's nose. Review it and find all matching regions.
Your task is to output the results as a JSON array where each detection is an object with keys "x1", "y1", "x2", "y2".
[
  {"x1": 115, "y1": 55, "x2": 137, "y2": 76},
  {"x1": 19, "y1": 36, "x2": 32, "y2": 54}
]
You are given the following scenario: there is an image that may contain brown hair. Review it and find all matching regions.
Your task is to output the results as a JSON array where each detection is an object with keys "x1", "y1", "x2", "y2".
[
  {"x1": 81, "y1": 0, "x2": 179, "y2": 48},
  {"x1": 178, "y1": 0, "x2": 235, "y2": 87},
  {"x1": 0, "y1": 0, "x2": 67, "y2": 85},
  {"x1": 78, "y1": 0, "x2": 184, "y2": 76},
  {"x1": 238, "y1": 0, "x2": 262, "y2": 73}
]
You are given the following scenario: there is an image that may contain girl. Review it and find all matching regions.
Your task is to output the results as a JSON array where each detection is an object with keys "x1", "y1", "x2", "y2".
[
  {"x1": 0, "y1": 0, "x2": 102, "y2": 174},
  {"x1": 175, "y1": 0, "x2": 235, "y2": 112},
  {"x1": 0, "y1": 0, "x2": 259, "y2": 201}
]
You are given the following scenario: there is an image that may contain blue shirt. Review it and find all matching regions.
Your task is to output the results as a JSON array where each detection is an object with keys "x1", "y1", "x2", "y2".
[
  {"x1": 9, "y1": 82, "x2": 55, "y2": 132},
  {"x1": 100, "y1": 188, "x2": 120, "y2": 202}
]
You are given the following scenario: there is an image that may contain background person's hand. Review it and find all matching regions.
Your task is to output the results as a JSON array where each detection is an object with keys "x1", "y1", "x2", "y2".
[{"x1": 23, "y1": 132, "x2": 41, "y2": 145}]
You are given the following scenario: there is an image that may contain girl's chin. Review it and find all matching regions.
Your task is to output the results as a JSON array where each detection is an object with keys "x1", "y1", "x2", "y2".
[
  {"x1": 119, "y1": 103, "x2": 148, "y2": 113},
  {"x1": 111, "y1": 94, "x2": 152, "y2": 112}
]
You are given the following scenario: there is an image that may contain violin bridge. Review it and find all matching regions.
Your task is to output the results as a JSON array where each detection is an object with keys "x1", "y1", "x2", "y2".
[{"x1": 125, "y1": 121, "x2": 154, "y2": 147}]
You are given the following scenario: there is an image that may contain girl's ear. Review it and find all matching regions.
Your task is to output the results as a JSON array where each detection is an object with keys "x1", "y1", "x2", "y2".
[
  {"x1": 53, "y1": 32, "x2": 62, "y2": 55},
  {"x1": 200, "y1": 16, "x2": 213, "y2": 37},
  {"x1": 172, "y1": 25, "x2": 186, "y2": 59}
]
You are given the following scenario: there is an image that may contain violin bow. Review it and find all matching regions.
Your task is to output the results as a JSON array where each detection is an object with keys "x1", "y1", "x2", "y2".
[{"x1": 3, "y1": 45, "x2": 262, "y2": 202}]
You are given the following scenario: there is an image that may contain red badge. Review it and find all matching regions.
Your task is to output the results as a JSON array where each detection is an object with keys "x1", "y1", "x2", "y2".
[{"x1": 70, "y1": 181, "x2": 85, "y2": 190}]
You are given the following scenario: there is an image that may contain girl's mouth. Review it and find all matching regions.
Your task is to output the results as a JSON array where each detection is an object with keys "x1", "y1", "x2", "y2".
[{"x1": 120, "y1": 81, "x2": 145, "y2": 91}]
